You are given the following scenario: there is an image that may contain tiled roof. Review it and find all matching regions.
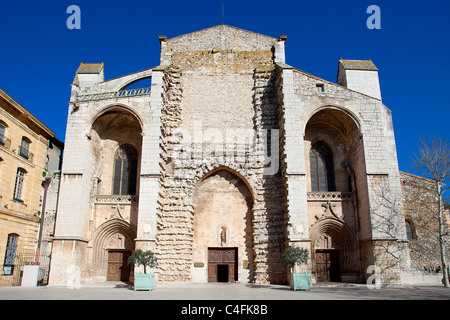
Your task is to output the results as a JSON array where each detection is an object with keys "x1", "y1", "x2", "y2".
[
  {"x1": 77, "y1": 63, "x2": 104, "y2": 74},
  {"x1": 339, "y1": 59, "x2": 378, "y2": 71}
]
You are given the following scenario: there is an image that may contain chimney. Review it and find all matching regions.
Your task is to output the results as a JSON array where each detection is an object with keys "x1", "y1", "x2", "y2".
[
  {"x1": 73, "y1": 62, "x2": 105, "y2": 93},
  {"x1": 337, "y1": 59, "x2": 382, "y2": 100}
]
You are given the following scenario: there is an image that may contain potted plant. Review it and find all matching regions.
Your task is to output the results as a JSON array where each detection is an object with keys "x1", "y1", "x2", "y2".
[
  {"x1": 128, "y1": 249, "x2": 158, "y2": 291},
  {"x1": 282, "y1": 247, "x2": 310, "y2": 291}
]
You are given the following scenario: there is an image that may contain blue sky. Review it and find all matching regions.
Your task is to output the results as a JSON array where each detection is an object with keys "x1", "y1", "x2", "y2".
[{"x1": 0, "y1": 0, "x2": 449, "y2": 175}]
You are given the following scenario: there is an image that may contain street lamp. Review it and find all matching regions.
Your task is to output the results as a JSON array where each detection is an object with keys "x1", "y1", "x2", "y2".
[{"x1": 35, "y1": 176, "x2": 52, "y2": 264}]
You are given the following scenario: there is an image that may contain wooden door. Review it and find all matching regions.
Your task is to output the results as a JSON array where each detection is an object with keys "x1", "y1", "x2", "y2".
[
  {"x1": 107, "y1": 251, "x2": 131, "y2": 282},
  {"x1": 315, "y1": 250, "x2": 340, "y2": 282},
  {"x1": 208, "y1": 248, "x2": 237, "y2": 283},
  {"x1": 228, "y1": 264, "x2": 235, "y2": 283},
  {"x1": 208, "y1": 263, "x2": 217, "y2": 282}
]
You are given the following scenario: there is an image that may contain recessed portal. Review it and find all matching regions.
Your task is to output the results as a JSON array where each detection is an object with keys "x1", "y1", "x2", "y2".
[
  {"x1": 193, "y1": 169, "x2": 254, "y2": 284},
  {"x1": 311, "y1": 218, "x2": 360, "y2": 283},
  {"x1": 217, "y1": 265, "x2": 229, "y2": 283}
]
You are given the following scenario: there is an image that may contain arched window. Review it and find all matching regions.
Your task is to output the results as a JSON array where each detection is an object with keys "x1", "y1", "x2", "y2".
[
  {"x1": 13, "y1": 168, "x2": 27, "y2": 201},
  {"x1": 2, "y1": 233, "x2": 19, "y2": 275},
  {"x1": 113, "y1": 144, "x2": 138, "y2": 195},
  {"x1": 0, "y1": 121, "x2": 6, "y2": 145},
  {"x1": 310, "y1": 141, "x2": 336, "y2": 192},
  {"x1": 19, "y1": 137, "x2": 31, "y2": 159}
]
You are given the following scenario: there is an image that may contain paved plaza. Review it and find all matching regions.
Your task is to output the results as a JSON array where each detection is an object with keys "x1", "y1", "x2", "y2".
[{"x1": 0, "y1": 282, "x2": 449, "y2": 300}]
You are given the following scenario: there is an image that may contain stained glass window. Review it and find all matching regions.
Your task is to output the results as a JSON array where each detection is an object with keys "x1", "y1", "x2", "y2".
[{"x1": 113, "y1": 144, "x2": 138, "y2": 195}]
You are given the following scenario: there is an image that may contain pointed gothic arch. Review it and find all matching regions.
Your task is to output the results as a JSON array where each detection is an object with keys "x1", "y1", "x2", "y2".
[
  {"x1": 90, "y1": 104, "x2": 144, "y2": 132},
  {"x1": 193, "y1": 165, "x2": 255, "y2": 204},
  {"x1": 91, "y1": 219, "x2": 136, "y2": 271},
  {"x1": 191, "y1": 168, "x2": 255, "y2": 283},
  {"x1": 302, "y1": 105, "x2": 363, "y2": 137},
  {"x1": 310, "y1": 218, "x2": 361, "y2": 283}
]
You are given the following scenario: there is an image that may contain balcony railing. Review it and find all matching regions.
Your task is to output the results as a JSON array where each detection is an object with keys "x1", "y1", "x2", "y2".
[
  {"x1": 93, "y1": 195, "x2": 139, "y2": 204},
  {"x1": 307, "y1": 192, "x2": 354, "y2": 201},
  {"x1": 76, "y1": 87, "x2": 151, "y2": 102}
]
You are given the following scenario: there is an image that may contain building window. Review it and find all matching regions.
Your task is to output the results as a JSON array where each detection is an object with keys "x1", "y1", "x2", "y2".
[
  {"x1": 310, "y1": 141, "x2": 336, "y2": 192},
  {"x1": 113, "y1": 144, "x2": 138, "y2": 196},
  {"x1": 19, "y1": 137, "x2": 31, "y2": 159},
  {"x1": 0, "y1": 121, "x2": 6, "y2": 145},
  {"x1": 405, "y1": 220, "x2": 416, "y2": 240},
  {"x1": 316, "y1": 83, "x2": 325, "y2": 93},
  {"x1": 13, "y1": 168, "x2": 27, "y2": 202},
  {"x1": 2, "y1": 234, "x2": 19, "y2": 276}
]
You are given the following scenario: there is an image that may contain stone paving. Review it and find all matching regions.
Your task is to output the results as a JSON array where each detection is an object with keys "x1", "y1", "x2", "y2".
[{"x1": 0, "y1": 282, "x2": 449, "y2": 300}]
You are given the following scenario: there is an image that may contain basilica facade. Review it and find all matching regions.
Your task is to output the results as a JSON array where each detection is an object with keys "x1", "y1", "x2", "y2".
[{"x1": 49, "y1": 25, "x2": 413, "y2": 285}]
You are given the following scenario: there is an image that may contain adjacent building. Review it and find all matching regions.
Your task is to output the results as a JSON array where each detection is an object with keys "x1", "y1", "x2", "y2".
[
  {"x1": 0, "y1": 89, "x2": 63, "y2": 286},
  {"x1": 400, "y1": 171, "x2": 450, "y2": 282}
]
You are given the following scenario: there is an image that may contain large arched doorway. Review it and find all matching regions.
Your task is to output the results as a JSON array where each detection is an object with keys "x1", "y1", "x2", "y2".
[
  {"x1": 91, "y1": 219, "x2": 136, "y2": 282},
  {"x1": 191, "y1": 169, "x2": 254, "y2": 283},
  {"x1": 87, "y1": 106, "x2": 142, "y2": 282},
  {"x1": 304, "y1": 107, "x2": 366, "y2": 283},
  {"x1": 310, "y1": 218, "x2": 360, "y2": 283}
]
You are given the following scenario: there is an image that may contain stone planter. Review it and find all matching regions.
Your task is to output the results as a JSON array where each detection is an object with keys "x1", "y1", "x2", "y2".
[
  {"x1": 21, "y1": 265, "x2": 40, "y2": 287},
  {"x1": 134, "y1": 273, "x2": 155, "y2": 291},
  {"x1": 290, "y1": 272, "x2": 310, "y2": 291}
]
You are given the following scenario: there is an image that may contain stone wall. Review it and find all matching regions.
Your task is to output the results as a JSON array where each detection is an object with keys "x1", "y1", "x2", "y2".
[
  {"x1": 155, "y1": 41, "x2": 287, "y2": 284},
  {"x1": 401, "y1": 172, "x2": 450, "y2": 273}
]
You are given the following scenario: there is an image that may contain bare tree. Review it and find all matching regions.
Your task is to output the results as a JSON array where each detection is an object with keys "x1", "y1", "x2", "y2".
[
  {"x1": 369, "y1": 176, "x2": 409, "y2": 284},
  {"x1": 412, "y1": 136, "x2": 449, "y2": 288}
]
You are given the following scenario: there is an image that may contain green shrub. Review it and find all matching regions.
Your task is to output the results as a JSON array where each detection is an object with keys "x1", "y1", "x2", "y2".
[
  {"x1": 282, "y1": 247, "x2": 309, "y2": 267},
  {"x1": 128, "y1": 249, "x2": 158, "y2": 274}
]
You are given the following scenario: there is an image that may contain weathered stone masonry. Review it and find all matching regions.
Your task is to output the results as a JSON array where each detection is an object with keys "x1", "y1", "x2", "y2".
[{"x1": 156, "y1": 41, "x2": 288, "y2": 283}]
